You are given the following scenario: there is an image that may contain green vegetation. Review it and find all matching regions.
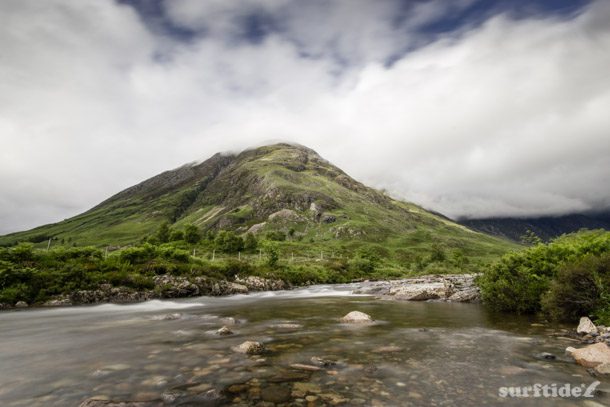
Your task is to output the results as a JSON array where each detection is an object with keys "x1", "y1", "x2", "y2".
[
  {"x1": 0, "y1": 144, "x2": 521, "y2": 306},
  {"x1": 478, "y1": 230, "x2": 610, "y2": 323}
]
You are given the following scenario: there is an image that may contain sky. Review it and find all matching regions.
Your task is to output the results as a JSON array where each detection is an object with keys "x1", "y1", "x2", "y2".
[{"x1": 1, "y1": 0, "x2": 609, "y2": 234}]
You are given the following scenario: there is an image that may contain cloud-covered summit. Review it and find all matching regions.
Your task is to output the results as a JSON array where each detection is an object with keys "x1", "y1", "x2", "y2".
[{"x1": 0, "y1": 0, "x2": 608, "y2": 234}]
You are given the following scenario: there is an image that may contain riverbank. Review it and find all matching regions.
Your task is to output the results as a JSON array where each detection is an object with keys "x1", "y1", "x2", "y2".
[{"x1": 0, "y1": 273, "x2": 482, "y2": 311}]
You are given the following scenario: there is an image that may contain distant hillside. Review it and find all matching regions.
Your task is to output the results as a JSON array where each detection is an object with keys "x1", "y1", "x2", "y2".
[
  {"x1": 0, "y1": 143, "x2": 516, "y2": 263},
  {"x1": 460, "y1": 211, "x2": 610, "y2": 242}
]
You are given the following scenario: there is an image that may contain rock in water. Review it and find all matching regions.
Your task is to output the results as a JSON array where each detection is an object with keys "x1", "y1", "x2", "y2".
[
  {"x1": 340, "y1": 311, "x2": 373, "y2": 323},
  {"x1": 595, "y1": 362, "x2": 610, "y2": 375},
  {"x1": 232, "y1": 341, "x2": 266, "y2": 355},
  {"x1": 566, "y1": 342, "x2": 610, "y2": 368},
  {"x1": 14, "y1": 301, "x2": 28, "y2": 308},
  {"x1": 261, "y1": 384, "x2": 291, "y2": 403},
  {"x1": 577, "y1": 317, "x2": 598, "y2": 335},
  {"x1": 79, "y1": 398, "x2": 162, "y2": 407},
  {"x1": 389, "y1": 282, "x2": 451, "y2": 301},
  {"x1": 216, "y1": 326, "x2": 233, "y2": 336}
]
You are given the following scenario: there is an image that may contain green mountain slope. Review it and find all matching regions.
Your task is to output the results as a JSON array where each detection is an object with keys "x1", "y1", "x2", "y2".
[{"x1": 0, "y1": 143, "x2": 517, "y2": 262}]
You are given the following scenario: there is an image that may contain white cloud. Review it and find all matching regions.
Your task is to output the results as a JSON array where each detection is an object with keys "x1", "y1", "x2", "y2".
[{"x1": 0, "y1": 0, "x2": 609, "y2": 234}]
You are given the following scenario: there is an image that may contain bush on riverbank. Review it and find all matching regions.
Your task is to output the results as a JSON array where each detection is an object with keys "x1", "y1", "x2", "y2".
[{"x1": 478, "y1": 230, "x2": 610, "y2": 322}]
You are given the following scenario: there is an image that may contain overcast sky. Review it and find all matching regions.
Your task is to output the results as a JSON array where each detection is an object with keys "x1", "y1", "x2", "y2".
[{"x1": 1, "y1": 0, "x2": 609, "y2": 234}]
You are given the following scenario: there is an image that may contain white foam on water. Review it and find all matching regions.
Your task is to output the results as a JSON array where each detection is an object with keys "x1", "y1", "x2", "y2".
[
  {"x1": 90, "y1": 299, "x2": 205, "y2": 312},
  {"x1": 223, "y1": 285, "x2": 370, "y2": 300}
]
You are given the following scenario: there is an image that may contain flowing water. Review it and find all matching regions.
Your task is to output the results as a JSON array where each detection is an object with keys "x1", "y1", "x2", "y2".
[{"x1": 0, "y1": 285, "x2": 608, "y2": 406}]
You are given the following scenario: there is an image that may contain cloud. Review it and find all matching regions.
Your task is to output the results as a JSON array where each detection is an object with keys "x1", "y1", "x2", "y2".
[{"x1": 0, "y1": 0, "x2": 609, "y2": 233}]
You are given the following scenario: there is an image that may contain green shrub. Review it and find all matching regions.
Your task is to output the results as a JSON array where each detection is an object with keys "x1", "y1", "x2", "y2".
[
  {"x1": 265, "y1": 230, "x2": 286, "y2": 242},
  {"x1": 479, "y1": 230, "x2": 610, "y2": 314},
  {"x1": 169, "y1": 230, "x2": 184, "y2": 242},
  {"x1": 119, "y1": 244, "x2": 157, "y2": 264},
  {"x1": 8, "y1": 243, "x2": 35, "y2": 263},
  {"x1": 265, "y1": 243, "x2": 279, "y2": 267},
  {"x1": 158, "y1": 245, "x2": 190, "y2": 262},
  {"x1": 541, "y1": 255, "x2": 604, "y2": 321},
  {"x1": 222, "y1": 259, "x2": 253, "y2": 279},
  {"x1": 184, "y1": 224, "x2": 201, "y2": 244},
  {"x1": 215, "y1": 231, "x2": 244, "y2": 253},
  {"x1": 348, "y1": 256, "x2": 376, "y2": 274}
]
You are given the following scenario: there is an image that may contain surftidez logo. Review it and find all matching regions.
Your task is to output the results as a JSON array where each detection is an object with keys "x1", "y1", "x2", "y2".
[{"x1": 498, "y1": 382, "x2": 600, "y2": 398}]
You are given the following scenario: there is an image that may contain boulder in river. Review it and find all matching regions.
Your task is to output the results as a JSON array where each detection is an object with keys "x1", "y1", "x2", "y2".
[
  {"x1": 340, "y1": 311, "x2": 373, "y2": 323},
  {"x1": 232, "y1": 341, "x2": 266, "y2": 355},
  {"x1": 389, "y1": 282, "x2": 451, "y2": 301},
  {"x1": 566, "y1": 342, "x2": 610, "y2": 368},
  {"x1": 577, "y1": 317, "x2": 598, "y2": 335},
  {"x1": 14, "y1": 301, "x2": 28, "y2": 308},
  {"x1": 448, "y1": 288, "x2": 480, "y2": 303}
]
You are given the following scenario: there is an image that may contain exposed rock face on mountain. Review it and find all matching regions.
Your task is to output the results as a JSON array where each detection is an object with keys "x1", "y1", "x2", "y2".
[{"x1": 0, "y1": 143, "x2": 513, "y2": 260}]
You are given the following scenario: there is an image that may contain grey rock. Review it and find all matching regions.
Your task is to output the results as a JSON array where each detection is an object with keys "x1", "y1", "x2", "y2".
[
  {"x1": 577, "y1": 317, "x2": 599, "y2": 335},
  {"x1": 340, "y1": 311, "x2": 373, "y2": 323},
  {"x1": 216, "y1": 326, "x2": 234, "y2": 336},
  {"x1": 232, "y1": 341, "x2": 266, "y2": 355}
]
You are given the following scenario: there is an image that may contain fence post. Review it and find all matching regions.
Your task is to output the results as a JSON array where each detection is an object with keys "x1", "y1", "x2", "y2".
[{"x1": 47, "y1": 238, "x2": 52, "y2": 251}]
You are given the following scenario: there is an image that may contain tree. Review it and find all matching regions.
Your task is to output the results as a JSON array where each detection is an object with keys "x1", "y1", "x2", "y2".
[
  {"x1": 244, "y1": 233, "x2": 258, "y2": 251},
  {"x1": 184, "y1": 224, "x2": 201, "y2": 244},
  {"x1": 157, "y1": 223, "x2": 171, "y2": 244}
]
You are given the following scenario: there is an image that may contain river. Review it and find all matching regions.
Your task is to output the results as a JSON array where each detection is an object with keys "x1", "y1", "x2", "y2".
[{"x1": 0, "y1": 284, "x2": 607, "y2": 406}]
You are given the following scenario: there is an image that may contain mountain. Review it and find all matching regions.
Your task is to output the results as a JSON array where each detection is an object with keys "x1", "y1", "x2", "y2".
[
  {"x1": 460, "y1": 211, "x2": 610, "y2": 242},
  {"x1": 0, "y1": 143, "x2": 516, "y2": 262}
]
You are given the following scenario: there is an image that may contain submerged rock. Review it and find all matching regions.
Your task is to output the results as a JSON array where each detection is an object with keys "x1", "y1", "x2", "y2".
[
  {"x1": 310, "y1": 356, "x2": 337, "y2": 367},
  {"x1": 261, "y1": 384, "x2": 291, "y2": 403},
  {"x1": 79, "y1": 397, "x2": 162, "y2": 407},
  {"x1": 577, "y1": 317, "x2": 599, "y2": 336},
  {"x1": 566, "y1": 343, "x2": 610, "y2": 368},
  {"x1": 232, "y1": 341, "x2": 266, "y2": 355},
  {"x1": 536, "y1": 352, "x2": 556, "y2": 360},
  {"x1": 156, "y1": 313, "x2": 181, "y2": 321},
  {"x1": 340, "y1": 311, "x2": 373, "y2": 323},
  {"x1": 290, "y1": 363, "x2": 322, "y2": 372}
]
